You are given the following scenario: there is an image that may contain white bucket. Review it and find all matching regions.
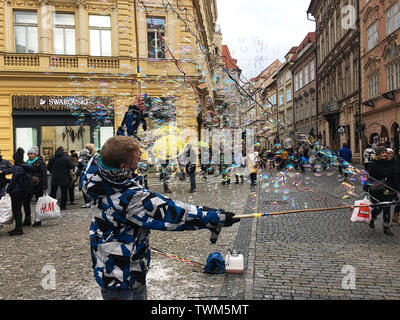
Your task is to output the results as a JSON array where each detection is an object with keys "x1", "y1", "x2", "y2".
[{"x1": 225, "y1": 250, "x2": 244, "y2": 274}]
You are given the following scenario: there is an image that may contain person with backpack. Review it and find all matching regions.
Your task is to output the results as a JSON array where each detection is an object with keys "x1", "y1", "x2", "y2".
[
  {"x1": 23, "y1": 146, "x2": 48, "y2": 227},
  {"x1": 6, "y1": 148, "x2": 32, "y2": 236},
  {"x1": 46, "y1": 146, "x2": 74, "y2": 213},
  {"x1": 363, "y1": 144, "x2": 375, "y2": 172}
]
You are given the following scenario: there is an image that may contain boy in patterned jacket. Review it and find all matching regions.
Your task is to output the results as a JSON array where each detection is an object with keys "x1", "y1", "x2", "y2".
[{"x1": 81, "y1": 132, "x2": 239, "y2": 300}]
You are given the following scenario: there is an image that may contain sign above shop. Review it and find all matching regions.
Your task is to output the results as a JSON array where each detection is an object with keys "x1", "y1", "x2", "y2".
[{"x1": 12, "y1": 95, "x2": 114, "y2": 111}]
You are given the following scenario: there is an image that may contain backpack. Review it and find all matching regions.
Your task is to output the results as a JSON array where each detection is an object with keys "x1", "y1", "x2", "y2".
[
  {"x1": 20, "y1": 169, "x2": 33, "y2": 194},
  {"x1": 204, "y1": 251, "x2": 225, "y2": 274}
]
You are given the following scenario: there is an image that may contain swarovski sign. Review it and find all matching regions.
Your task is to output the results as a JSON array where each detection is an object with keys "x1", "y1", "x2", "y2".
[{"x1": 12, "y1": 95, "x2": 114, "y2": 111}]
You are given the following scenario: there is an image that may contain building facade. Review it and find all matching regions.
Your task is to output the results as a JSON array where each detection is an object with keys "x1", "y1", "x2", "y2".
[
  {"x1": 360, "y1": 0, "x2": 400, "y2": 148},
  {"x1": 290, "y1": 32, "x2": 317, "y2": 146},
  {"x1": 308, "y1": 0, "x2": 361, "y2": 162},
  {"x1": 0, "y1": 0, "x2": 218, "y2": 160},
  {"x1": 273, "y1": 46, "x2": 297, "y2": 147}
]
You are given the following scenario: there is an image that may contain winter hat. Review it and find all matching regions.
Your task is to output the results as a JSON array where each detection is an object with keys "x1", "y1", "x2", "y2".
[
  {"x1": 79, "y1": 148, "x2": 91, "y2": 157},
  {"x1": 13, "y1": 147, "x2": 24, "y2": 164},
  {"x1": 387, "y1": 148, "x2": 394, "y2": 153},
  {"x1": 376, "y1": 146, "x2": 387, "y2": 156},
  {"x1": 27, "y1": 146, "x2": 39, "y2": 155}
]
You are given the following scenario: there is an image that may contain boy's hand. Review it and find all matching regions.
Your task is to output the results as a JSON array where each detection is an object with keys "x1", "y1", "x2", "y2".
[
  {"x1": 134, "y1": 95, "x2": 145, "y2": 112},
  {"x1": 221, "y1": 210, "x2": 240, "y2": 227}
]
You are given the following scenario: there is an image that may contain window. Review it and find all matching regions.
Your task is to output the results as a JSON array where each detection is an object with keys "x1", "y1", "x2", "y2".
[
  {"x1": 287, "y1": 88, "x2": 292, "y2": 102},
  {"x1": 304, "y1": 64, "x2": 309, "y2": 85},
  {"x1": 89, "y1": 15, "x2": 112, "y2": 56},
  {"x1": 279, "y1": 93, "x2": 284, "y2": 106},
  {"x1": 14, "y1": 10, "x2": 38, "y2": 53},
  {"x1": 387, "y1": 61, "x2": 400, "y2": 91},
  {"x1": 353, "y1": 59, "x2": 359, "y2": 91},
  {"x1": 299, "y1": 70, "x2": 303, "y2": 89},
  {"x1": 367, "y1": 22, "x2": 379, "y2": 51},
  {"x1": 286, "y1": 71, "x2": 291, "y2": 81},
  {"x1": 345, "y1": 66, "x2": 351, "y2": 95},
  {"x1": 387, "y1": 3, "x2": 400, "y2": 35},
  {"x1": 336, "y1": 14, "x2": 341, "y2": 42},
  {"x1": 279, "y1": 76, "x2": 283, "y2": 87},
  {"x1": 147, "y1": 16, "x2": 165, "y2": 59},
  {"x1": 53, "y1": 13, "x2": 75, "y2": 55},
  {"x1": 310, "y1": 60, "x2": 315, "y2": 81},
  {"x1": 368, "y1": 73, "x2": 379, "y2": 99},
  {"x1": 295, "y1": 73, "x2": 299, "y2": 91}
]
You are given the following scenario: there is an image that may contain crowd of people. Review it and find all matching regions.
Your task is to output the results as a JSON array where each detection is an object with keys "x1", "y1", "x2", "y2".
[{"x1": 0, "y1": 143, "x2": 98, "y2": 235}]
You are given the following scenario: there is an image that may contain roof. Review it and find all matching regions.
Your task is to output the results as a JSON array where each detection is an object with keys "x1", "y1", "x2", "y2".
[
  {"x1": 221, "y1": 45, "x2": 240, "y2": 70},
  {"x1": 249, "y1": 59, "x2": 282, "y2": 82}
]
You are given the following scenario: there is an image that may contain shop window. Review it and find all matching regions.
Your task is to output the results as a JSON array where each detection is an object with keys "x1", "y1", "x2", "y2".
[
  {"x1": 92, "y1": 126, "x2": 114, "y2": 151},
  {"x1": 41, "y1": 126, "x2": 90, "y2": 161},
  {"x1": 15, "y1": 128, "x2": 37, "y2": 161},
  {"x1": 14, "y1": 10, "x2": 38, "y2": 53}
]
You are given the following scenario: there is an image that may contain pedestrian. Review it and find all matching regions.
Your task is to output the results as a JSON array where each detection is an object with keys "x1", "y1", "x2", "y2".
[
  {"x1": 233, "y1": 151, "x2": 245, "y2": 184},
  {"x1": 0, "y1": 149, "x2": 13, "y2": 198},
  {"x1": 68, "y1": 150, "x2": 78, "y2": 206},
  {"x1": 46, "y1": 146, "x2": 75, "y2": 213},
  {"x1": 338, "y1": 143, "x2": 352, "y2": 178},
  {"x1": 177, "y1": 151, "x2": 186, "y2": 181},
  {"x1": 81, "y1": 135, "x2": 240, "y2": 300},
  {"x1": 368, "y1": 147, "x2": 396, "y2": 236},
  {"x1": 220, "y1": 151, "x2": 231, "y2": 185},
  {"x1": 75, "y1": 148, "x2": 92, "y2": 208},
  {"x1": 136, "y1": 150, "x2": 149, "y2": 189},
  {"x1": 247, "y1": 149, "x2": 259, "y2": 186},
  {"x1": 6, "y1": 148, "x2": 31, "y2": 236},
  {"x1": 161, "y1": 160, "x2": 172, "y2": 193},
  {"x1": 183, "y1": 144, "x2": 197, "y2": 193},
  {"x1": 363, "y1": 144, "x2": 375, "y2": 172},
  {"x1": 25, "y1": 146, "x2": 48, "y2": 227}
]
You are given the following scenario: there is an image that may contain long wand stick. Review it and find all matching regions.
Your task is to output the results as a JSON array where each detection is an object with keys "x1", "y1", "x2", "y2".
[
  {"x1": 133, "y1": 0, "x2": 141, "y2": 96},
  {"x1": 235, "y1": 201, "x2": 400, "y2": 219}
]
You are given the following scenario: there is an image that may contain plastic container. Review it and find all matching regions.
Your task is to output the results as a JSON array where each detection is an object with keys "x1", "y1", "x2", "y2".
[{"x1": 225, "y1": 250, "x2": 244, "y2": 274}]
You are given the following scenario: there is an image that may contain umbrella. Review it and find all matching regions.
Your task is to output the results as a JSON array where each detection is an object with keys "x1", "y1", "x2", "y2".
[
  {"x1": 152, "y1": 125, "x2": 180, "y2": 137},
  {"x1": 196, "y1": 141, "x2": 210, "y2": 148},
  {"x1": 152, "y1": 134, "x2": 185, "y2": 160}
]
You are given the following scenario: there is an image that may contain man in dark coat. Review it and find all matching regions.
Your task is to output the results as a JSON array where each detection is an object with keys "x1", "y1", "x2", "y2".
[
  {"x1": 368, "y1": 147, "x2": 396, "y2": 236},
  {"x1": 24, "y1": 146, "x2": 48, "y2": 227},
  {"x1": 0, "y1": 149, "x2": 13, "y2": 198},
  {"x1": 47, "y1": 146, "x2": 74, "y2": 211}
]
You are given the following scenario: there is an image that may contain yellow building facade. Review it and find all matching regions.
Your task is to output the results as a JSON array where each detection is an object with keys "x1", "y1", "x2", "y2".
[{"x1": 0, "y1": 0, "x2": 218, "y2": 161}]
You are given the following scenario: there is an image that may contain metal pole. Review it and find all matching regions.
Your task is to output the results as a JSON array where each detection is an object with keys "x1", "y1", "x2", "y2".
[{"x1": 133, "y1": 0, "x2": 141, "y2": 96}]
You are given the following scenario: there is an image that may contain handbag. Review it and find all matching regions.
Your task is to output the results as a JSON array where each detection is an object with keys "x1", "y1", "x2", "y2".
[
  {"x1": 35, "y1": 194, "x2": 61, "y2": 222},
  {"x1": 351, "y1": 197, "x2": 371, "y2": 223},
  {"x1": 186, "y1": 163, "x2": 196, "y2": 174},
  {"x1": 0, "y1": 194, "x2": 13, "y2": 225}
]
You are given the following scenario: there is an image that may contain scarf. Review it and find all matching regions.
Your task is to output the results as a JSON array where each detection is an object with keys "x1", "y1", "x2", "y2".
[
  {"x1": 27, "y1": 156, "x2": 38, "y2": 165},
  {"x1": 96, "y1": 155, "x2": 134, "y2": 183}
]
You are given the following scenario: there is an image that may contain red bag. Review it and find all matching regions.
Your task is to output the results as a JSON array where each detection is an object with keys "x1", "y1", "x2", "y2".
[{"x1": 351, "y1": 198, "x2": 371, "y2": 223}]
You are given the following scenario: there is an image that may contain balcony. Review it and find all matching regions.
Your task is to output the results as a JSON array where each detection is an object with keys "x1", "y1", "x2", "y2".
[
  {"x1": 0, "y1": 53, "x2": 128, "y2": 74},
  {"x1": 322, "y1": 101, "x2": 340, "y2": 115}
]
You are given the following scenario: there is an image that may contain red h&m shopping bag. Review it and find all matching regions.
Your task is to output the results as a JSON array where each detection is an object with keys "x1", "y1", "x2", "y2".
[{"x1": 351, "y1": 198, "x2": 371, "y2": 223}]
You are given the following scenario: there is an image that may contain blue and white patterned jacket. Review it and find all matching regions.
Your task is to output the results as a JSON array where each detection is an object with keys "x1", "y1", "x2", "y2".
[{"x1": 81, "y1": 154, "x2": 226, "y2": 290}]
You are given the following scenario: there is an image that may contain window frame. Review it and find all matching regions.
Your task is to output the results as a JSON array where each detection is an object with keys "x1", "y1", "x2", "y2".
[
  {"x1": 13, "y1": 10, "x2": 38, "y2": 54},
  {"x1": 52, "y1": 12, "x2": 76, "y2": 55},
  {"x1": 89, "y1": 14, "x2": 112, "y2": 57},
  {"x1": 147, "y1": 15, "x2": 166, "y2": 59}
]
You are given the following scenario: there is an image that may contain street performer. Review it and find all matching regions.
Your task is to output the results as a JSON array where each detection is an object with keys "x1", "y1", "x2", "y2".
[{"x1": 81, "y1": 95, "x2": 240, "y2": 300}]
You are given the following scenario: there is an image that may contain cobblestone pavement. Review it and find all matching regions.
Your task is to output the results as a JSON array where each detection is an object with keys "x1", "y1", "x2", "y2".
[
  {"x1": 250, "y1": 167, "x2": 400, "y2": 300},
  {"x1": 2, "y1": 166, "x2": 400, "y2": 300},
  {"x1": 0, "y1": 173, "x2": 251, "y2": 300}
]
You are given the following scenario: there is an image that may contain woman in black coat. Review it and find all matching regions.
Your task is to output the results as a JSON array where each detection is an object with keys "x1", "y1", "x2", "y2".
[
  {"x1": 23, "y1": 146, "x2": 48, "y2": 227},
  {"x1": 368, "y1": 147, "x2": 396, "y2": 236},
  {"x1": 47, "y1": 146, "x2": 74, "y2": 212},
  {"x1": 6, "y1": 148, "x2": 30, "y2": 236}
]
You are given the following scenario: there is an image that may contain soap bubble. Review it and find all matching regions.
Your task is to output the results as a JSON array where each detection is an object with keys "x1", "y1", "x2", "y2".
[
  {"x1": 292, "y1": 173, "x2": 303, "y2": 186},
  {"x1": 313, "y1": 164, "x2": 323, "y2": 177},
  {"x1": 324, "y1": 167, "x2": 335, "y2": 176}
]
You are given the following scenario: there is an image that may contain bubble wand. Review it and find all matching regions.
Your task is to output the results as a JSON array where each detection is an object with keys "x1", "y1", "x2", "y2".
[{"x1": 133, "y1": 0, "x2": 141, "y2": 96}]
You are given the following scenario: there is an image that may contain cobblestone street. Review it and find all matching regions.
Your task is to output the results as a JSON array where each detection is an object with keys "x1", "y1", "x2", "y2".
[{"x1": 1, "y1": 168, "x2": 400, "y2": 300}]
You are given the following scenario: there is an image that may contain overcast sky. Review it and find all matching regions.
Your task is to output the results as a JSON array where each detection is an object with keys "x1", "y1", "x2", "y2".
[{"x1": 216, "y1": 0, "x2": 316, "y2": 80}]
